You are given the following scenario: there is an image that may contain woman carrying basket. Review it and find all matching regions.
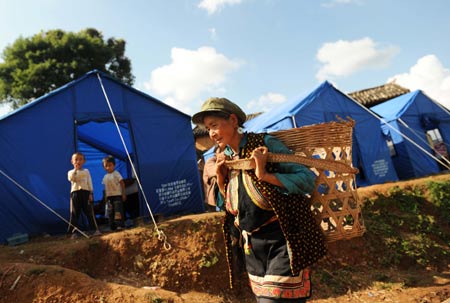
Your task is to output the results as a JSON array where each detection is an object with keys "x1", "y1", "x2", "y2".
[{"x1": 192, "y1": 97, "x2": 327, "y2": 303}]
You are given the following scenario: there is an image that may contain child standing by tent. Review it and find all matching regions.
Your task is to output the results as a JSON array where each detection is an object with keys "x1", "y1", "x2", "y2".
[
  {"x1": 102, "y1": 155, "x2": 127, "y2": 231},
  {"x1": 68, "y1": 152, "x2": 101, "y2": 238}
]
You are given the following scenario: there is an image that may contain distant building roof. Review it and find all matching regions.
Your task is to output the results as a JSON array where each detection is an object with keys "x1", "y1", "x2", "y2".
[{"x1": 349, "y1": 82, "x2": 410, "y2": 107}]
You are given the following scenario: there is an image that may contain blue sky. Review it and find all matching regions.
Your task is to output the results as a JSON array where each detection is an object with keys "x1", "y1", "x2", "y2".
[{"x1": 1, "y1": 0, "x2": 450, "y2": 117}]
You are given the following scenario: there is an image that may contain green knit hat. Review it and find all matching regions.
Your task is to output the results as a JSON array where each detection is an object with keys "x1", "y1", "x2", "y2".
[{"x1": 192, "y1": 97, "x2": 246, "y2": 125}]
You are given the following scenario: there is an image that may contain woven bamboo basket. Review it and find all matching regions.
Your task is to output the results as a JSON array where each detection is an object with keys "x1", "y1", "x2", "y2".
[{"x1": 226, "y1": 119, "x2": 365, "y2": 242}]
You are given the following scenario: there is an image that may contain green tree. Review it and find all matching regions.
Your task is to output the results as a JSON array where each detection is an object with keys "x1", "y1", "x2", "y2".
[{"x1": 0, "y1": 28, "x2": 134, "y2": 109}]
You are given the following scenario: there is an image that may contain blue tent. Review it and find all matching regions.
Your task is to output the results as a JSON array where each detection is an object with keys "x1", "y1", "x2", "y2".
[
  {"x1": 370, "y1": 90, "x2": 450, "y2": 179},
  {"x1": 0, "y1": 70, "x2": 204, "y2": 243},
  {"x1": 244, "y1": 81, "x2": 399, "y2": 186}
]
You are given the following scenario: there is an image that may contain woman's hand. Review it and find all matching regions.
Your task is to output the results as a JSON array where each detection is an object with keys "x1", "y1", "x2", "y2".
[
  {"x1": 215, "y1": 153, "x2": 228, "y2": 196},
  {"x1": 251, "y1": 146, "x2": 268, "y2": 181}
]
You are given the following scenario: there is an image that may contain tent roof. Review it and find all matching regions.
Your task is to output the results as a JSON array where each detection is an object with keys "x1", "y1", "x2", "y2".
[
  {"x1": 370, "y1": 90, "x2": 450, "y2": 122},
  {"x1": 1, "y1": 69, "x2": 190, "y2": 121},
  {"x1": 244, "y1": 81, "x2": 359, "y2": 132},
  {"x1": 370, "y1": 90, "x2": 419, "y2": 121}
]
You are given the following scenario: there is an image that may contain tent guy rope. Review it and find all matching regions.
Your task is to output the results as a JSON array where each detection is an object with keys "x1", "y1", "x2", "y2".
[
  {"x1": 96, "y1": 73, "x2": 171, "y2": 250},
  {"x1": 397, "y1": 118, "x2": 450, "y2": 169},
  {"x1": 0, "y1": 169, "x2": 90, "y2": 239}
]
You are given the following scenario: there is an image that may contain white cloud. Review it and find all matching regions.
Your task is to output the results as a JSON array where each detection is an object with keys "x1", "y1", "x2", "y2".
[
  {"x1": 198, "y1": 0, "x2": 242, "y2": 15},
  {"x1": 321, "y1": 0, "x2": 363, "y2": 8},
  {"x1": 246, "y1": 92, "x2": 287, "y2": 113},
  {"x1": 316, "y1": 37, "x2": 399, "y2": 81},
  {"x1": 388, "y1": 54, "x2": 450, "y2": 110},
  {"x1": 144, "y1": 46, "x2": 243, "y2": 115}
]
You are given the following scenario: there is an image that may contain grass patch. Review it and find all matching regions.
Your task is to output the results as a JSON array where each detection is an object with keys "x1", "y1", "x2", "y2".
[{"x1": 362, "y1": 181, "x2": 450, "y2": 269}]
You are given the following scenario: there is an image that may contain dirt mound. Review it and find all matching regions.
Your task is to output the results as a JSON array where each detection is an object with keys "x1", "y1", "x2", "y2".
[
  {"x1": 1, "y1": 174, "x2": 450, "y2": 303},
  {"x1": 0, "y1": 213, "x2": 254, "y2": 303}
]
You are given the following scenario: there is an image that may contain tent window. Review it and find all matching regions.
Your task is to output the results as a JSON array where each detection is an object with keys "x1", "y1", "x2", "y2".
[{"x1": 386, "y1": 138, "x2": 396, "y2": 157}]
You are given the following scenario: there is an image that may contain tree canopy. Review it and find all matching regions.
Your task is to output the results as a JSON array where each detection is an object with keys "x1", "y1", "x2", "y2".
[{"x1": 0, "y1": 28, "x2": 134, "y2": 108}]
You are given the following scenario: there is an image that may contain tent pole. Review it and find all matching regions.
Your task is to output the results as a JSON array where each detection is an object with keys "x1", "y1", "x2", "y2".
[{"x1": 291, "y1": 115, "x2": 297, "y2": 128}]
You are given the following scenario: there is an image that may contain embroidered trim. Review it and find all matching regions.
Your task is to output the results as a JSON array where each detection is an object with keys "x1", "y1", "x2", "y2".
[
  {"x1": 248, "y1": 269, "x2": 311, "y2": 299},
  {"x1": 242, "y1": 171, "x2": 272, "y2": 210},
  {"x1": 225, "y1": 170, "x2": 240, "y2": 215}
]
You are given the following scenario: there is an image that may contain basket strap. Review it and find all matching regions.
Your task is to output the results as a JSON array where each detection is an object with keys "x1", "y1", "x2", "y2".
[{"x1": 225, "y1": 152, "x2": 358, "y2": 174}]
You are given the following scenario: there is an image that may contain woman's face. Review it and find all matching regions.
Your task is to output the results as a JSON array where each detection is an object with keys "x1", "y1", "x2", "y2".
[{"x1": 203, "y1": 115, "x2": 237, "y2": 150}]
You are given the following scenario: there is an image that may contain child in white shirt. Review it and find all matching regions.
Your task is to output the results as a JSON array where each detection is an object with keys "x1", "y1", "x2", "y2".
[
  {"x1": 102, "y1": 155, "x2": 127, "y2": 230},
  {"x1": 68, "y1": 152, "x2": 101, "y2": 237}
]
